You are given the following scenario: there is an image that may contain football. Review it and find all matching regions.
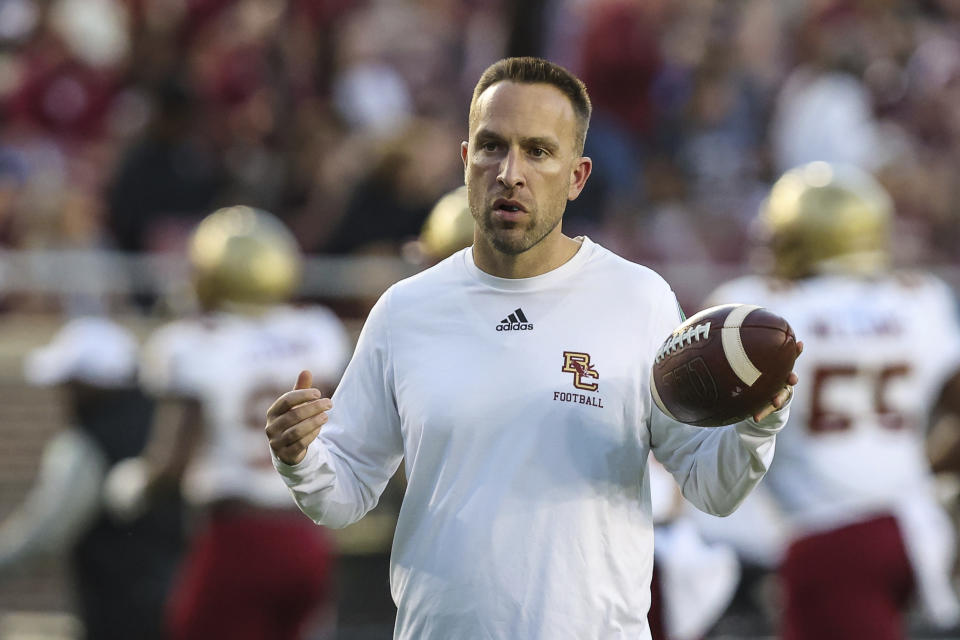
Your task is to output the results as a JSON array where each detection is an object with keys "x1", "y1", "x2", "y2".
[{"x1": 651, "y1": 304, "x2": 798, "y2": 427}]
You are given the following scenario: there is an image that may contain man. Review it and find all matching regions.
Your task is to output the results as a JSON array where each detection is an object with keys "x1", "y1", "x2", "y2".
[
  {"x1": 1, "y1": 316, "x2": 182, "y2": 640},
  {"x1": 703, "y1": 161, "x2": 960, "y2": 639},
  {"x1": 266, "y1": 57, "x2": 798, "y2": 639},
  {"x1": 117, "y1": 206, "x2": 349, "y2": 640}
]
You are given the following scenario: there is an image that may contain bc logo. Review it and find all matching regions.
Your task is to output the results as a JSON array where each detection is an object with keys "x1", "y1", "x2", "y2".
[{"x1": 562, "y1": 351, "x2": 599, "y2": 391}]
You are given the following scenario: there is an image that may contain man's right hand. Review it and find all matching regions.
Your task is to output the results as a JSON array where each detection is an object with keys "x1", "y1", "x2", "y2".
[{"x1": 265, "y1": 370, "x2": 333, "y2": 466}]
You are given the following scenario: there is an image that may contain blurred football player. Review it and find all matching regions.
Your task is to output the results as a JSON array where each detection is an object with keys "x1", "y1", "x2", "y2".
[
  {"x1": 647, "y1": 457, "x2": 740, "y2": 640},
  {"x1": 703, "y1": 161, "x2": 960, "y2": 639},
  {"x1": 0, "y1": 316, "x2": 183, "y2": 640},
  {"x1": 108, "y1": 206, "x2": 350, "y2": 640},
  {"x1": 414, "y1": 185, "x2": 474, "y2": 265}
]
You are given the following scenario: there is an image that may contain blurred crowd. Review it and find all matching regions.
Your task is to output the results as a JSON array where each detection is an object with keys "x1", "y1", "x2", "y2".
[{"x1": 0, "y1": 0, "x2": 957, "y2": 302}]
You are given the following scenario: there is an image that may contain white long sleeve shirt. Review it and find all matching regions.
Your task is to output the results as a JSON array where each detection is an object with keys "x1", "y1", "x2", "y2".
[{"x1": 275, "y1": 238, "x2": 788, "y2": 639}]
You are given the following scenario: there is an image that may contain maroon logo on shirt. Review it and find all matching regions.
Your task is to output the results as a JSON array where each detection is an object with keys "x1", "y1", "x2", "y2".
[
  {"x1": 554, "y1": 351, "x2": 604, "y2": 407},
  {"x1": 562, "y1": 351, "x2": 599, "y2": 391}
]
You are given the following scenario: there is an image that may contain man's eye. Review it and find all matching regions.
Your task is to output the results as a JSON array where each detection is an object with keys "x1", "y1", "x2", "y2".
[
  {"x1": 530, "y1": 148, "x2": 546, "y2": 157},
  {"x1": 481, "y1": 142, "x2": 498, "y2": 152}
]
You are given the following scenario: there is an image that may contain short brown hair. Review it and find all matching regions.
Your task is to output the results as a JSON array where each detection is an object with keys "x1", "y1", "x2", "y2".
[{"x1": 469, "y1": 57, "x2": 592, "y2": 154}]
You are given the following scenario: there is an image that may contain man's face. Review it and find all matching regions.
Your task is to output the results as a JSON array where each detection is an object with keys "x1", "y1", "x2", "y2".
[{"x1": 461, "y1": 82, "x2": 590, "y2": 256}]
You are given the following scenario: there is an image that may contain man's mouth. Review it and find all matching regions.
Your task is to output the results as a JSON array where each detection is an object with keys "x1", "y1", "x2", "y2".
[
  {"x1": 492, "y1": 199, "x2": 528, "y2": 223},
  {"x1": 493, "y1": 198, "x2": 527, "y2": 213}
]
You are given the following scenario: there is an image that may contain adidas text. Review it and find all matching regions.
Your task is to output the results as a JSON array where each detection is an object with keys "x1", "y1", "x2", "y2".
[{"x1": 496, "y1": 322, "x2": 534, "y2": 332}]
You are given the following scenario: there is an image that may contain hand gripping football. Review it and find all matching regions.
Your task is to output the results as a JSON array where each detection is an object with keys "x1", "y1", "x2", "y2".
[{"x1": 651, "y1": 304, "x2": 798, "y2": 427}]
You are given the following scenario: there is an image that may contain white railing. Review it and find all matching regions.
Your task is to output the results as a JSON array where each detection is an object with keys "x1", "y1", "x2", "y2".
[{"x1": 0, "y1": 249, "x2": 957, "y2": 313}]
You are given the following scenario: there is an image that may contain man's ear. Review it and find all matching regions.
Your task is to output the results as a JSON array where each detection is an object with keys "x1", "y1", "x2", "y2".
[
  {"x1": 461, "y1": 141, "x2": 469, "y2": 170},
  {"x1": 568, "y1": 156, "x2": 593, "y2": 201}
]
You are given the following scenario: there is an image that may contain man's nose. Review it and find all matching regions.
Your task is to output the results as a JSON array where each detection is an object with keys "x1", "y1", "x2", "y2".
[{"x1": 497, "y1": 149, "x2": 525, "y2": 189}]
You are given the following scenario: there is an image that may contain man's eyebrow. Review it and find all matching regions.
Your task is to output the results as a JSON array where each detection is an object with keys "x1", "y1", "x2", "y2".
[
  {"x1": 473, "y1": 130, "x2": 561, "y2": 151},
  {"x1": 473, "y1": 128, "x2": 503, "y2": 141},
  {"x1": 522, "y1": 136, "x2": 560, "y2": 151}
]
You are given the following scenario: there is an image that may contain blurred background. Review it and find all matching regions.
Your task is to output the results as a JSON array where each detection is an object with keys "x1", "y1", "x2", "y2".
[{"x1": 0, "y1": 0, "x2": 959, "y2": 638}]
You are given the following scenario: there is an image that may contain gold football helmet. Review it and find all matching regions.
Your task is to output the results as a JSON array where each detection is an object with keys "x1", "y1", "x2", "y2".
[
  {"x1": 188, "y1": 206, "x2": 302, "y2": 308},
  {"x1": 756, "y1": 161, "x2": 893, "y2": 279},
  {"x1": 418, "y1": 186, "x2": 474, "y2": 262}
]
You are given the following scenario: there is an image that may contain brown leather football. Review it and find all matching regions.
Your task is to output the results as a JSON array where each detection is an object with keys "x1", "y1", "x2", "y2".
[{"x1": 651, "y1": 304, "x2": 798, "y2": 427}]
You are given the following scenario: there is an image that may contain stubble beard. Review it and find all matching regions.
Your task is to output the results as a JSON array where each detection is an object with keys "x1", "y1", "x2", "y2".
[
  {"x1": 480, "y1": 211, "x2": 561, "y2": 255},
  {"x1": 468, "y1": 189, "x2": 564, "y2": 256}
]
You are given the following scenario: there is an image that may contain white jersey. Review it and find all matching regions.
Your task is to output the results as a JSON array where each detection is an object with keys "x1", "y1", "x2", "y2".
[
  {"x1": 275, "y1": 238, "x2": 790, "y2": 640},
  {"x1": 705, "y1": 271, "x2": 960, "y2": 625},
  {"x1": 141, "y1": 305, "x2": 350, "y2": 509},
  {"x1": 707, "y1": 272, "x2": 960, "y2": 531}
]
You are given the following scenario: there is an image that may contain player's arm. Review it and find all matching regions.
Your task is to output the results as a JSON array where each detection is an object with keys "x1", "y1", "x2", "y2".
[
  {"x1": 151, "y1": 397, "x2": 204, "y2": 485},
  {"x1": 0, "y1": 429, "x2": 105, "y2": 573},
  {"x1": 928, "y1": 368, "x2": 960, "y2": 474},
  {"x1": 268, "y1": 289, "x2": 405, "y2": 529},
  {"x1": 106, "y1": 322, "x2": 207, "y2": 520},
  {"x1": 104, "y1": 396, "x2": 201, "y2": 521}
]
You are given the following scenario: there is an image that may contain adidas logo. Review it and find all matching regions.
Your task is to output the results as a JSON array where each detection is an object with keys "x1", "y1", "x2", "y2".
[{"x1": 496, "y1": 308, "x2": 533, "y2": 331}]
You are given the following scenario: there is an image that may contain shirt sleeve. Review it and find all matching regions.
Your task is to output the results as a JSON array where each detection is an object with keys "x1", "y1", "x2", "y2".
[
  {"x1": 273, "y1": 288, "x2": 405, "y2": 529},
  {"x1": 650, "y1": 405, "x2": 788, "y2": 517},
  {"x1": 139, "y1": 323, "x2": 202, "y2": 399},
  {"x1": 647, "y1": 285, "x2": 790, "y2": 517}
]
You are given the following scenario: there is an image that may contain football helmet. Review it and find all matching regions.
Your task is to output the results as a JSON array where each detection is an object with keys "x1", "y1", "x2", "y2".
[
  {"x1": 188, "y1": 206, "x2": 302, "y2": 308},
  {"x1": 756, "y1": 161, "x2": 893, "y2": 279},
  {"x1": 418, "y1": 186, "x2": 474, "y2": 262}
]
